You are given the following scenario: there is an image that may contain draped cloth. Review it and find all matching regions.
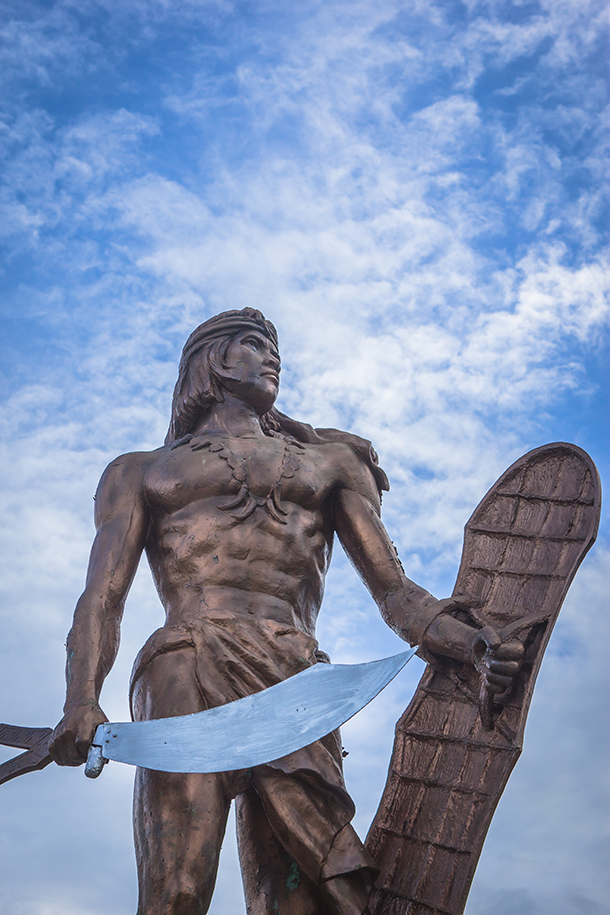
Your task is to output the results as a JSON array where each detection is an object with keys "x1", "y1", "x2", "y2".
[{"x1": 129, "y1": 613, "x2": 378, "y2": 885}]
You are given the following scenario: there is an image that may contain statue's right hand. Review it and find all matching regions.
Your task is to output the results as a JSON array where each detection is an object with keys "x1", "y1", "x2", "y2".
[{"x1": 48, "y1": 703, "x2": 108, "y2": 767}]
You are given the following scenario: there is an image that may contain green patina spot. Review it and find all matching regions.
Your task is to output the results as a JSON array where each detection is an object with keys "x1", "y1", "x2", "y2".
[{"x1": 285, "y1": 861, "x2": 301, "y2": 892}]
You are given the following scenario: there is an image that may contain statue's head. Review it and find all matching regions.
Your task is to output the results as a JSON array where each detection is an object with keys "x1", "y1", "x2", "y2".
[
  {"x1": 166, "y1": 307, "x2": 390, "y2": 495},
  {"x1": 166, "y1": 308, "x2": 281, "y2": 444}
]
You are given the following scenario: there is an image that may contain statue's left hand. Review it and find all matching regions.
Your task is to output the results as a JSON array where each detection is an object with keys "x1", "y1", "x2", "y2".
[
  {"x1": 421, "y1": 604, "x2": 524, "y2": 697},
  {"x1": 470, "y1": 625, "x2": 524, "y2": 697}
]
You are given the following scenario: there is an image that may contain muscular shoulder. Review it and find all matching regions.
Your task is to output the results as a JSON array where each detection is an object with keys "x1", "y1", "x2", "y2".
[
  {"x1": 274, "y1": 411, "x2": 389, "y2": 497},
  {"x1": 94, "y1": 448, "x2": 164, "y2": 527},
  {"x1": 321, "y1": 441, "x2": 382, "y2": 510}
]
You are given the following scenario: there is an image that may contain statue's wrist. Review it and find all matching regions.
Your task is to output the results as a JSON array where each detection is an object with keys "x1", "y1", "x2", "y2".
[
  {"x1": 64, "y1": 696, "x2": 100, "y2": 715},
  {"x1": 422, "y1": 611, "x2": 476, "y2": 666},
  {"x1": 381, "y1": 589, "x2": 448, "y2": 646}
]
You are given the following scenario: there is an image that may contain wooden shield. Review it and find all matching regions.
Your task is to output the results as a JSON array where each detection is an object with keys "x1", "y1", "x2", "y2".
[{"x1": 366, "y1": 443, "x2": 601, "y2": 915}]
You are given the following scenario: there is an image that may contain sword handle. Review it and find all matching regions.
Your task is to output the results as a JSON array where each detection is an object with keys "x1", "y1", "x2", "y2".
[{"x1": 85, "y1": 744, "x2": 107, "y2": 778}]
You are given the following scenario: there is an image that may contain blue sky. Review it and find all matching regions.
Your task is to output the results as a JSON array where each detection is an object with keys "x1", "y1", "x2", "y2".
[{"x1": 0, "y1": 1, "x2": 608, "y2": 913}]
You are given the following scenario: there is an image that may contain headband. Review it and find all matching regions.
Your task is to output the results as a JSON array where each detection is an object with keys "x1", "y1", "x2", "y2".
[{"x1": 180, "y1": 308, "x2": 278, "y2": 368}]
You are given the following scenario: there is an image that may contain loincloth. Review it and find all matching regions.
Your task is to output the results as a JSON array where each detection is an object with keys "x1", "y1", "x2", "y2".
[{"x1": 129, "y1": 613, "x2": 378, "y2": 885}]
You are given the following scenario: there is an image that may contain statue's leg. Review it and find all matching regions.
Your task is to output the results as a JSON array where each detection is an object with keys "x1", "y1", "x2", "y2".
[
  {"x1": 134, "y1": 768, "x2": 230, "y2": 915},
  {"x1": 240, "y1": 768, "x2": 375, "y2": 915},
  {"x1": 236, "y1": 785, "x2": 323, "y2": 915},
  {"x1": 318, "y1": 870, "x2": 374, "y2": 915},
  {"x1": 132, "y1": 644, "x2": 231, "y2": 915}
]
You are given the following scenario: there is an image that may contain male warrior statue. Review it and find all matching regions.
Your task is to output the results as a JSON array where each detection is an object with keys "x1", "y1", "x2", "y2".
[{"x1": 49, "y1": 309, "x2": 522, "y2": 915}]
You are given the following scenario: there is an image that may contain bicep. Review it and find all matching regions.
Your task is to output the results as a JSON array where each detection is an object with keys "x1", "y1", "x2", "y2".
[
  {"x1": 84, "y1": 457, "x2": 149, "y2": 608},
  {"x1": 332, "y1": 461, "x2": 404, "y2": 603}
]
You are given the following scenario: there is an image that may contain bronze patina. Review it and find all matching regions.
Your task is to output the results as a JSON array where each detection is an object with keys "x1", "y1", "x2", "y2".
[{"x1": 41, "y1": 307, "x2": 528, "y2": 915}]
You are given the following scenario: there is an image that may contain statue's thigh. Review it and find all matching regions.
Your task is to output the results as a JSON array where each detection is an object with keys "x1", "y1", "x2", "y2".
[
  {"x1": 132, "y1": 644, "x2": 205, "y2": 720},
  {"x1": 236, "y1": 786, "x2": 324, "y2": 915},
  {"x1": 132, "y1": 646, "x2": 232, "y2": 912},
  {"x1": 134, "y1": 767, "x2": 231, "y2": 915}
]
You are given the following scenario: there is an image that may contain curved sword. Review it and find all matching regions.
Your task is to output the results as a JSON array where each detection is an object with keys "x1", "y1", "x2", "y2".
[
  {"x1": 1, "y1": 648, "x2": 417, "y2": 782},
  {"x1": 86, "y1": 648, "x2": 417, "y2": 777}
]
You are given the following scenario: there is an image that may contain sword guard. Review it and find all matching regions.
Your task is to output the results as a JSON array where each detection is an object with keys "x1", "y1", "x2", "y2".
[{"x1": 85, "y1": 744, "x2": 107, "y2": 778}]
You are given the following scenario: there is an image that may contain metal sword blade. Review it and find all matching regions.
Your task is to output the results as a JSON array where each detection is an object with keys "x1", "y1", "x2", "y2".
[{"x1": 92, "y1": 648, "x2": 417, "y2": 774}]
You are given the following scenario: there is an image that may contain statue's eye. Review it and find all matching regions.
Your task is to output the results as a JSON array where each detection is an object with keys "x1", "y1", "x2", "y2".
[{"x1": 245, "y1": 337, "x2": 261, "y2": 351}]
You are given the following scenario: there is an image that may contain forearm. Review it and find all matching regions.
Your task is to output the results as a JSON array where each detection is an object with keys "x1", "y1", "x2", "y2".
[
  {"x1": 383, "y1": 582, "x2": 487, "y2": 661},
  {"x1": 420, "y1": 612, "x2": 475, "y2": 663},
  {"x1": 334, "y1": 487, "x2": 447, "y2": 644},
  {"x1": 379, "y1": 581, "x2": 444, "y2": 646},
  {"x1": 63, "y1": 592, "x2": 122, "y2": 712}
]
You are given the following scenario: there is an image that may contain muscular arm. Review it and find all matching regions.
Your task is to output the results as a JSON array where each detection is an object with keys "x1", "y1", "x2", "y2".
[
  {"x1": 332, "y1": 484, "x2": 445, "y2": 647},
  {"x1": 332, "y1": 461, "x2": 522, "y2": 686},
  {"x1": 49, "y1": 453, "x2": 150, "y2": 765}
]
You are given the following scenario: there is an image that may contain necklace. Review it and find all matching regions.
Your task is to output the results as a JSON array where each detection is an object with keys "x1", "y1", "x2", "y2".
[{"x1": 188, "y1": 434, "x2": 302, "y2": 524}]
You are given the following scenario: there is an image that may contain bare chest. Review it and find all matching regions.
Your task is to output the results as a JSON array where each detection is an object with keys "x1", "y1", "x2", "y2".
[{"x1": 144, "y1": 436, "x2": 336, "y2": 519}]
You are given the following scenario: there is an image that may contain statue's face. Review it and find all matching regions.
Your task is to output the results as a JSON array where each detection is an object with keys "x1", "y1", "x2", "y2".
[{"x1": 222, "y1": 329, "x2": 281, "y2": 414}]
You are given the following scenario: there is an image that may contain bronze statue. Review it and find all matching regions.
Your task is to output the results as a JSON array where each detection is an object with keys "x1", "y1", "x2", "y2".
[{"x1": 45, "y1": 308, "x2": 525, "y2": 915}]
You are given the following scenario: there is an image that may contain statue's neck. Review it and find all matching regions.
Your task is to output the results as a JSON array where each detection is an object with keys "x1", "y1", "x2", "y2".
[{"x1": 193, "y1": 396, "x2": 265, "y2": 440}]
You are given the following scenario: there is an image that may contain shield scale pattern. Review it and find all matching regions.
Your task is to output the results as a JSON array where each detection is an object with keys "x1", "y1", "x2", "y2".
[{"x1": 365, "y1": 443, "x2": 601, "y2": 915}]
